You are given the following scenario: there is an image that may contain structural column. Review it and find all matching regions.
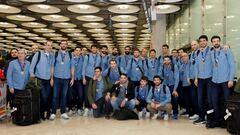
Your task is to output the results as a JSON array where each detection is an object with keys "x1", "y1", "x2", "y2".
[{"x1": 151, "y1": 14, "x2": 167, "y2": 56}]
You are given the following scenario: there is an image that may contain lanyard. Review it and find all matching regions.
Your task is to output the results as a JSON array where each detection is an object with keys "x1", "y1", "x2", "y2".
[
  {"x1": 181, "y1": 64, "x2": 186, "y2": 77},
  {"x1": 139, "y1": 86, "x2": 147, "y2": 98},
  {"x1": 61, "y1": 52, "x2": 67, "y2": 62},
  {"x1": 151, "y1": 59, "x2": 156, "y2": 68},
  {"x1": 134, "y1": 58, "x2": 140, "y2": 67},
  {"x1": 18, "y1": 60, "x2": 25, "y2": 72},
  {"x1": 74, "y1": 57, "x2": 80, "y2": 66},
  {"x1": 165, "y1": 65, "x2": 171, "y2": 77},
  {"x1": 92, "y1": 54, "x2": 97, "y2": 67},
  {"x1": 201, "y1": 47, "x2": 209, "y2": 62},
  {"x1": 45, "y1": 53, "x2": 50, "y2": 64},
  {"x1": 214, "y1": 49, "x2": 221, "y2": 63},
  {"x1": 154, "y1": 88, "x2": 161, "y2": 99},
  {"x1": 191, "y1": 52, "x2": 196, "y2": 64},
  {"x1": 125, "y1": 55, "x2": 130, "y2": 65}
]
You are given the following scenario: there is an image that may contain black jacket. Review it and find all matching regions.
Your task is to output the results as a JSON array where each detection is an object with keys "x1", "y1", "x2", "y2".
[{"x1": 111, "y1": 82, "x2": 135, "y2": 100}]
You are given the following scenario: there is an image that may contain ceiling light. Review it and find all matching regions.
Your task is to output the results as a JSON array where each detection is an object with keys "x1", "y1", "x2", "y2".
[
  {"x1": 155, "y1": 4, "x2": 180, "y2": 14},
  {"x1": 157, "y1": 5, "x2": 171, "y2": 10},
  {"x1": 64, "y1": 0, "x2": 92, "y2": 2},
  {"x1": 205, "y1": 5, "x2": 213, "y2": 9},
  {"x1": 108, "y1": 4, "x2": 140, "y2": 14},
  {"x1": 214, "y1": 23, "x2": 222, "y2": 26},
  {"x1": 0, "y1": 4, "x2": 21, "y2": 13},
  {"x1": 78, "y1": 5, "x2": 90, "y2": 9},
  {"x1": 118, "y1": 5, "x2": 129, "y2": 10},
  {"x1": 227, "y1": 15, "x2": 235, "y2": 19},
  {"x1": 157, "y1": 0, "x2": 183, "y2": 3},
  {"x1": 67, "y1": 4, "x2": 99, "y2": 14},
  {"x1": 37, "y1": 5, "x2": 50, "y2": 9},
  {"x1": 109, "y1": 0, "x2": 137, "y2": 2},
  {"x1": 27, "y1": 4, "x2": 60, "y2": 14},
  {"x1": 0, "y1": 5, "x2": 10, "y2": 9}
]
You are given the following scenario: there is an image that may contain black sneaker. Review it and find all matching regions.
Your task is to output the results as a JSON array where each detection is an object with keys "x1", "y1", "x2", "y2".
[
  {"x1": 206, "y1": 121, "x2": 220, "y2": 129},
  {"x1": 193, "y1": 118, "x2": 206, "y2": 125},
  {"x1": 105, "y1": 115, "x2": 110, "y2": 120}
]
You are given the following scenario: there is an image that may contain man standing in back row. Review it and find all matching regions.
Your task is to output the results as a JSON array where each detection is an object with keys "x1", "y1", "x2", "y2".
[
  {"x1": 30, "y1": 41, "x2": 54, "y2": 120},
  {"x1": 207, "y1": 36, "x2": 235, "y2": 128},
  {"x1": 82, "y1": 45, "x2": 101, "y2": 116},
  {"x1": 50, "y1": 40, "x2": 74, "y2": 121},
  {"x1": 194, "y1": 35, "x2": 213, "y2": 125}
]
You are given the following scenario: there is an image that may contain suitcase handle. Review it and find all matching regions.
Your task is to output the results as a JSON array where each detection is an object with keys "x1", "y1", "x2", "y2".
[{"x1": 227, "y1": 104, "x2": 239, "y2": 111}]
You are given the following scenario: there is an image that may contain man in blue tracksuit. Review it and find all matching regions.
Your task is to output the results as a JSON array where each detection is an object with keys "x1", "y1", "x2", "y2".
[
  {"x1": 206, "y1": 36, "x2": 235, "y2": 128},
  {"x1": 158, "y1": 44, "x2": 170, "y2": 67},
  {"x1": 108, "y1": 47, "x2": 120, "y2": 65},
  {"x1": 30, "y1": 41, "x2": 54, "y2": 120},
  {"x1": 194, "y1": 35, "x2": 213, "y2": 125},
  {"x1": 4, "y1": 48, "x2": 18, "y2": 109},
  {"x1": 100, "y1": 45, "x2": 109, "y2": 72},
  {"x1": 102, "y1": 59, "x2": 124, "y2": 84},
  {"x1": 172, "y1": 49, "x2": 184, "y2": 113},
  {"x1": 158, "y1": 55, "x2": 179, "y2": 119},
  {"x1": 171, "y1": 49, "x2": 180, "y2": 66},
  {"x1": 125, "y1": 48, "x2": 147, "y2": 88},
  {"x1": 119, "y1": 46, "x2": 132, "y2": 71},
  {"x1": 146, "y1": 75, "x2": 172, "y2": 120},
  {"x1": 50, "y1": 40, "x2": 74, "y2": 121},
  {"x1": 179, "y1": 53, "x2": 192, "y2": 117},
  {"x1": 82, "y1": 45, "x2": 101, "y2": 116},
  {"x1": 146, "y1": 49, "x2": 159, "y2": 87},
  {"x1": 141, "y1": 48, "x2": 148, "y2": 61},
  {"x1": 188, "y1": 40, "x2": 199, "y2": 121},
  {"x1": 134, "y1": 76, "x2": 152, "y2": 118},
  {"x1": 7, "y1": 49, "x2": 30, "y2": 99},
  {"x1": 67, "y1": 47, "x2": 84, "y2": 116}
]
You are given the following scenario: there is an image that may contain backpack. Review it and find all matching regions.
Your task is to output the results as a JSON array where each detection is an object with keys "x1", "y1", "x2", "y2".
[
  {"x1": 107, "y1": 67, "x2": 122, "y2": 77},
  {"x1": 112, "y1": 108, "x2": 139, "y2": 120},
  {"x1": 33, "y1": 51, "x2": 41, "y2": 74},
  {"x1": 54, "y1": 51, "x2": 72, "y2": 66}
]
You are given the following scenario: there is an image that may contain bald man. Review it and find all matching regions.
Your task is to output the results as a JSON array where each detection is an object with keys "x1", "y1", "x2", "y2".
[{"x1": 188, "y1": 40, "x2": 199, "y2": 121}]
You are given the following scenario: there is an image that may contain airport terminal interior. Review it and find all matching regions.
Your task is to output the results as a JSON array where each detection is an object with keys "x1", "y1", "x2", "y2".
[{"x1": 0, "y1": 0, "x2": 240, "y2": 135}]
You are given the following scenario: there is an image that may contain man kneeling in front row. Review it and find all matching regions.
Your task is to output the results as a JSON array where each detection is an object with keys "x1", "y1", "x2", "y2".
[
  {"x1": 147, "y1": 75, "x2": 172, "y2": 120},
  {"x1": 111, "y1": 73, "x2": 135, "y2": 111},
  {"x1": 88, "y1": 67, "x2": 113, "y2": 119}
]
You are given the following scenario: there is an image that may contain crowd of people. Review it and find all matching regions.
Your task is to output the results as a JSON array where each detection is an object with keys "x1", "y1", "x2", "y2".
[{"x1": 1, "y1": 34, "x2": 237, "y2": 129}]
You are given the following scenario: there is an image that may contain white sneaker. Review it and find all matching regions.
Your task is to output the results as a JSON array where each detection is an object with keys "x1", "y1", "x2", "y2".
[
  {"x1": 61, "y1": 113, "x2": 69, "y2": 120},
  {"x1": 189, "y1": 114, "x2": 199, "y2": 120},
  {"x1": 182, "y1": 114, "x2": 189, "y2": 118},
  {"x1": 152, "y1": 112, "x2": 159, "y2": 120},
  {"x1": 77, "y1": 109, "x2": 83, "y2": 116},
  {"x1": 89, "y1": 109, "x2": 93, "y2": 116},
  {"x1": 83, "y1": 108, "x2": 89, "y2": 117},
  {"x1": 68, "y1": 110, "x2": 73, "y2": 116},
  {"x1": 49, "y1": 114, "x2": 56, "y2": 121},
  {"x1": 163, "y1": 114, "x2": 169, "y2": 121},
  {"x1": 138, "y1": 111, "x2": 143, "y2": 118},
  {"x1": 146, "y1": 112, "x2": 150, "y2": 118}
]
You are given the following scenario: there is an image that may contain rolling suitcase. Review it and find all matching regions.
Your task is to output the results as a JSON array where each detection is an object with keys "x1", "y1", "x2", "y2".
[
  {"x1": 226, "y1": 94, "x2": 240, "y2": 134},
  {"x1": 12, "y1": 89, "x2": 40, "y2": 126}
]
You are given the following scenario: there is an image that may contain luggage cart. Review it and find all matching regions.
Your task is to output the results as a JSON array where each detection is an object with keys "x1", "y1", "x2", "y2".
[{"x1": 0, "y1": 81, "x2": 7, "y2": 120}]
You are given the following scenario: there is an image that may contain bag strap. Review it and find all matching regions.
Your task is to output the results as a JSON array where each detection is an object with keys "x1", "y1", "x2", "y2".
[{"x1": 34, "y1": 51, "x2": 41, "y2": 74}]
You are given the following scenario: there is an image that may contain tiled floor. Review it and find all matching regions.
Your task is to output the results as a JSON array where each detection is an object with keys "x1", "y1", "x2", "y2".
[{"x1": 0, "y1": 116, "x2": 230, "y2": 135}]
